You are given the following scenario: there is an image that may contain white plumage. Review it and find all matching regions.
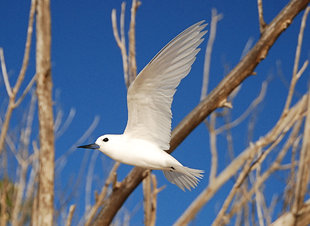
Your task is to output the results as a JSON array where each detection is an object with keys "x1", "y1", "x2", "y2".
[{"x1": 79, "y1": 21, "x2": 207, "y2": 191}]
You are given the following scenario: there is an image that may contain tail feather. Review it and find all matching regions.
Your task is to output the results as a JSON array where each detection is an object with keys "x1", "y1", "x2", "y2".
[{"x1": 163, "y1": 166, "x2": 204, "y2": 191}]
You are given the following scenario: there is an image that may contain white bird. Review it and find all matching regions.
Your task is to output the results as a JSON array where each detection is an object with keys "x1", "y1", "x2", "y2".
[{"x1": 78, "y1": 21, "x2": 207, "y2": 191}]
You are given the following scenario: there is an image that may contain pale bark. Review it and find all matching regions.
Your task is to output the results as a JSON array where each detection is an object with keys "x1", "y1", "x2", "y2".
[{"x1": 35, "y1": 0, "x2": 55, "y2": 225}]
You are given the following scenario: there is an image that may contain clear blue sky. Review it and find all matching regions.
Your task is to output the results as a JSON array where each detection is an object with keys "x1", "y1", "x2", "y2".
[{"x1": 1, "y1": 0, "x2": 309, "y2": 225}]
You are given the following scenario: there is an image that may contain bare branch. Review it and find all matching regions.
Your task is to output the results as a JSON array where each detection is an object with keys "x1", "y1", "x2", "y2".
[
  {"x1": 208, "y1": 113, "x2": 218, "y2": 183},
  {"x1": 216, "y1": 80, "x2": 268, "y2": 134},
  {"x1": 14, "y1": 73, "x2": 37, "y2": 107},
  {"x1": 143, "y1": 170, "x2": 152, "y2": 225},
  {"x1": 292, "y1": 91, "x2": 310, "y2": 216},
  {"x1": 128, "y1": 0, "x2": 141, "y2": 84},
  {"x1": 111, "y1": 4, "x2": 129, "y2": 87},
  {"x1": 200, "y1": 9, "x2": 221, "y2": 100},
  {"x1": 283, "y1": 6, "x2": 310, "y2": 113},
  {"x1": 65, "y1": 205, "x2": 76, "y2": 226},
  {"x1": 0, "y1": 0, "x2": 36, "y2": 155},
  {"x1": 0, "y1": 48, "x2": 12, "y2": 97},
  {"x1": 257, "y1": 0, "x2": 267, "y2": 33},
  {"x1": 85, "y1": 162, "x2": 121, "y2": 226}
]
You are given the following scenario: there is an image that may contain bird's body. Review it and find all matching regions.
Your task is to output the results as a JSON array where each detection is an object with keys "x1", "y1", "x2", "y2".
[
  {"x1": 96, "y1": 134, "x2": 181, "y2": 170},
  {"x1": 79, "y1": 21, "x2": 207, "y2": 191}
]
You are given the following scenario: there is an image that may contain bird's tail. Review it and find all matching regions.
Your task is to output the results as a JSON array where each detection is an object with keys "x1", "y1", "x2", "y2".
[{"x1": 163, "y1": 166, "x2": 204, "y2": 191}]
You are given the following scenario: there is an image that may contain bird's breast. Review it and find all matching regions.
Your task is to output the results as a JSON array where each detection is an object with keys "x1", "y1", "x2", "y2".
[{"x1": 108, "y1": 138, "x2": 177, "y2": 170}]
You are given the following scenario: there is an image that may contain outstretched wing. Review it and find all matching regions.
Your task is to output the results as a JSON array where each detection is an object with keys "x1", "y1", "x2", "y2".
[{"x1": 124, "y1": 21, "x2": 207, "y2": 150}]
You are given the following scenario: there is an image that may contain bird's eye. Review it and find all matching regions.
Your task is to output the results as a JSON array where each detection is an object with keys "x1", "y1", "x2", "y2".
[{"x1": 103, "y1": 138, "x2": 109, "y2": 142}]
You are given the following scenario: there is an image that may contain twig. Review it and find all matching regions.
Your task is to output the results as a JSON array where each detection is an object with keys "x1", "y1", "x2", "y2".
[
  {"x1": 111, "y1": 4, "x2": 129, "y2": 87},
  {"x1": 55, "y1": 108, "x2": 76, "y2": 138},
  {"x1": 257, "y1": 0, "x2": 267, "y2": 33},
  {"x1": 283, "y1": 7, "x2": 310, "y2": 113},
  {"x1": 85, "y1": 162, "x2": 121, "y2": 226},
  {"x1": 128, "y1": 0, "x2": 141, "y2": 84},
  {"x1": 143, "y1": 170, "x2": 151, "y2": 226},
  {"x1": 0, "y1": 0, "x2": 36, "y2": 155},
  {"x1": 150, "y1": 174, "x2": 165, "y2": 226},
  {"x1": 200, "y1": 9, "x2": 220, "y2": 100},
  {"x1": 14, "y1": 73, "x2": 37, "y2": 107},
  {"x1": 209, "y1": 113, "x2": 218, "y2": 183},
  {"x1": 282, "y1": 136, "x2": 301, "y2": 211},
  {"x1": 292, "y1": 91, "x2": 310, "y2": 217},
  {"x1": 55, "y1": 115, "x2": 99, "y2": 168},
  {"x1": 216, "y1": 81, "x2": 267, "y2": 134},
  {"x1": 85, "y1": 151, "x2": 99, "y2": 215},
  {"x1": 212, "y1": 153, "x2": 256, "y2": 226},
  {"x1": 65, "y1": 205, "x2": 76, "y2": 226},
  {"x1": 0, "y1": 48, "x2": 12, "y2": 97}
]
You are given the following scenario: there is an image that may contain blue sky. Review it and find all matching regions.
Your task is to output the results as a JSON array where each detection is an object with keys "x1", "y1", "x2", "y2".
[{"x1": 1, "y1": 0, "x2": 309, "y2": 225}]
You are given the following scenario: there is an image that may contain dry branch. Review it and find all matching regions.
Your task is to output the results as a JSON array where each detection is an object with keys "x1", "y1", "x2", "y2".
[
  {"x1": 128, "y1": 0, "x2": 141, "y2": 84},
  {"x1": 0, "y1": 0, "x2": 36, "y2": 155},
  {"x1": 200, "y1": 9, "x2": 222, "y2": 100},
  {"x1": 257, "y1": 0, "x2": 267, "y2": 33},
  {"x1": 92, "y1": 1, "x2": 310, "y2": 224},
  {"x1": 65, "y1": 205, "x2": 76, "y2": 226},
  {"x1": 292, "y1": 90, "x2": 310, "y2": 219}
]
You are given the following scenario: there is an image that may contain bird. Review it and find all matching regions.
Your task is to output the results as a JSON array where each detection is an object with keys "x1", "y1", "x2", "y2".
[{"x1": 78, "y1": 21, "x2": 207, "y2": 191}]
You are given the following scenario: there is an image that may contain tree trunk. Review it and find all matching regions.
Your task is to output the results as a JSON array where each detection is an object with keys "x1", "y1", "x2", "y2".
[{"x1": 35, "y1": 0, "x2": 55, "y2": 225}]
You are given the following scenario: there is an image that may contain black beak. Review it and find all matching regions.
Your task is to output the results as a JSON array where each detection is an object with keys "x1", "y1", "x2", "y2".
[{"x1": 77, "y1": 143, "x2": 100, "y2": 149}]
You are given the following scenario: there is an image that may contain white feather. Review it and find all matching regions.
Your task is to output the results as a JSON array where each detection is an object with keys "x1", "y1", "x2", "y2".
[{"x1": 124, "y1": 21, "x2": 207, "y2": 150}]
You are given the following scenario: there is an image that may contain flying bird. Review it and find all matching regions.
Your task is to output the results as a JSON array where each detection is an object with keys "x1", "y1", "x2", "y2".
[{"x1": 78, "y1": 21, "x2": 207, "y2": 191}]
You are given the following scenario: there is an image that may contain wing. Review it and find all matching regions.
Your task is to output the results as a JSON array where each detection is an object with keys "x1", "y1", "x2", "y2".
[{"x1": 124, "y1": 21, "x2": 207, "y2": 150}]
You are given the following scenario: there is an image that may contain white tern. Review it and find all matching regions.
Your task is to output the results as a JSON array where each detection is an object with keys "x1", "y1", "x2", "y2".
[{"x1": 78, "y1": 21, "x2": 207, "y2": 191}]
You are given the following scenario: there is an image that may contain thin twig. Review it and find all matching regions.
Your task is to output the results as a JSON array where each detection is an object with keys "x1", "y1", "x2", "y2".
[
  {"x1": 14, "y1": 73, "x2": 37, "y2": 107},
  {"x1": 0, "y1": 48, "x2": 12, "y2": 97},
  {"x1": 0, "y1": 0, "x2": 36, "y2": 155},
  {"x1": 292, "y1": 91, "x2": 310, "y2": 217},
  {"x1": 149, "y1": 174, "x2": 165, "y2": 226},
  {"x1": 85, "y1": 162, "x2": 121, "y2": 226},
  {"x1": 111, "y1": 4, "x2": 129, "y2": 87},
  {"x1": 283, "y1": 7, "x2": 310, "y2": 113},
  {"x1": 200, "y1": 9, "x2": 220, "y2": 100},
  {"x1": 65, "y1": 205, "x2": 76, "y2": 226},
  {"x1": 257, "y1": 0, "x2": 267, "y2": 33},
  {"x1": 208, "y1": 113, "x2": 218, "y2": 183},
  {"x1": 128, "y1": 0, "x2": 141, "y2": 84},
  {"x1": 143, "y1": 170, "x2": 152, "y2": 226},
  {"x1": 216, "y1": 81, "x2": 268, "y2": 134}
]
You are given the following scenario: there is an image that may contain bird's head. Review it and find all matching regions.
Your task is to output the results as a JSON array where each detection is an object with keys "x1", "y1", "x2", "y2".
[{"x1": 77, "y1": 134, "x2": 117, "y2": 155}]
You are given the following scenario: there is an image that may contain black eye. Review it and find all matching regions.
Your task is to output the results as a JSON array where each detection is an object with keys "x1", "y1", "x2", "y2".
[{"x1": 103, "y1": 138, "x2": 109, "y2": 142}]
